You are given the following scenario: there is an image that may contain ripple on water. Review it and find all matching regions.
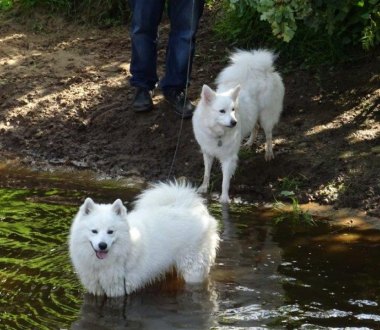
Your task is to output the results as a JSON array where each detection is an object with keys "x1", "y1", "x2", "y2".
[
  {"x1": 0, "y1": 188, "x2": 82, "y2": 329},
  {"x1": 2, "y1": 178, "x2": 380, "y2": 329},
  {"x1": 355, "y1": 313, "x2": 380, "y2": 321},
  {"x1": 221, "y1": 303, "x2": 281, "y2": 321},
  {"x1": 349, "y1": 299, "x2": 379, "y2": 307}
]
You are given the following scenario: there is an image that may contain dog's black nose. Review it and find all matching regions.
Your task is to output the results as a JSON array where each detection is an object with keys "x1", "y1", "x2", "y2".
[
  {"x1": 230, "y1": 119, "x2": 237, "y2": 127},
  {"x1": 98, "y1": 242, "x2": 108, "y2": 250}
]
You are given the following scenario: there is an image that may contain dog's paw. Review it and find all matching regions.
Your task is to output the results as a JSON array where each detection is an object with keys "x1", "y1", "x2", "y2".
[
  {"x1": 219, "y1": 194, "x2": 230, "y2": 204},
  {"x1": 265, "y1": 151, "x2": 274, "y2": 161},
  {"x1": 243, "y1": 140, "x2": 254, "y2": 148},
  {"x1": 197, "y1": 185, "x2": 208, "y2": 194}
]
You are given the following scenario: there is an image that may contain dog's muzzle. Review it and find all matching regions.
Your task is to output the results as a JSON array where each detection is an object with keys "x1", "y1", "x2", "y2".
[{"x1": 91, "y1": 242, "x2": 109, "y2": 259}]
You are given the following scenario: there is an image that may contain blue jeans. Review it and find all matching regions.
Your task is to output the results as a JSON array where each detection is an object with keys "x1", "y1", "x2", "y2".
[{"x1": 128, "y1": 0, "x2": 205, "y2": 92}]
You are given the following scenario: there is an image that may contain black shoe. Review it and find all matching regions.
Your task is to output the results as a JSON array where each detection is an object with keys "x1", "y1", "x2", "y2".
[
  {"x1": 132, "y1": 88, "x2": 153, "y2": 113},
  {"x1": 163, "y1": 89, "x2": 195, "y2": 119}
]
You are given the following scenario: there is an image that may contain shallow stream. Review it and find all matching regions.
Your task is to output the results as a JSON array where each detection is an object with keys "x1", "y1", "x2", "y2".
[{"x1": 1, "y1": 166, "x2": 380, "y2": 329}]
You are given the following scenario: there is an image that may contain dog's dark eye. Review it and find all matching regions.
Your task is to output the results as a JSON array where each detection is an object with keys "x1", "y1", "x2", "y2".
[
  {"x1": 232, "y1": 107, "x2": 235, "y2": 112},
  {"x1": 107, "y1": 230, "x2": 114, "y2": 235},
  {"x1": 219, "y1": 109, "x2": 226, "y2": 114},
  {"x1": 92, "y1": 229, "x2": 98, "y2": 234}
]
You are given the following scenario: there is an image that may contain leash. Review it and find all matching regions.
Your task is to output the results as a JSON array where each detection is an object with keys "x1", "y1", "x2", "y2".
[{"x1": 167, "y1": 0, "x2": 196, "y2": 180}]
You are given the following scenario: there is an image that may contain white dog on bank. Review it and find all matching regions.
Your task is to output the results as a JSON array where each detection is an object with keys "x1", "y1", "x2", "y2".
[
  {"x1": 192, "y1": 49, "x2": 285, "y2": 203},
  {"x1": 69, "y1": 181, "x2": 219, "y2": 297}
]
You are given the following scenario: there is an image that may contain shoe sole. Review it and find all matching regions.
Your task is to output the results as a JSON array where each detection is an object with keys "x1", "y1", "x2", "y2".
[
  {"x1": 164, "y1": 99, "x2": 193, "y2": 119},
  {"x1": 173, "y1": 109, "x2": 193, "y2": 119},
  {"x1": 133, "y1": 105, "x2": 153, "y2": 113}
]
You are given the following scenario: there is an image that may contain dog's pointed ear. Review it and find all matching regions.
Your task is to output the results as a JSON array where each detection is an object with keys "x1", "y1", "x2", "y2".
[
  {"x1": 81, "y1": 197, "x2": 95, "y2": 215},
  {"x1": 230, "y1": 85, "x2": 240, "y2": 102},
  {"x1": 112, "y1": 199, "x2": 127, "y2": 217},
  {"x1": 201, "y1": 84, "x2": 216, "y2": 105}
]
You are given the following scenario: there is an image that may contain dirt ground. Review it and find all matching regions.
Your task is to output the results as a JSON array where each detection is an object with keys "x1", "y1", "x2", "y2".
[{"x1": 0, "y1": 9, "x2": 379, "y2": 216}]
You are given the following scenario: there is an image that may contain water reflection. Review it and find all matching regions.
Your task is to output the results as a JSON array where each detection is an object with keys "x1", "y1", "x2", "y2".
[
  {"x1": 1, "y1": 167, "x2": 380, "y2": 329},
  {"x1": 72, "y1": 284, "x2": 218, "y2": 330},
  {"x1": 274, "y1": 220, "x2": 380, "y2": 328},
  {"x1": 215, "y1": 204, "x2": 286, "y2": 328}
]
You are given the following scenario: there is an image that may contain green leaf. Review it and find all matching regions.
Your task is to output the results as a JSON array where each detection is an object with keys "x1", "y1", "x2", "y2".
[{"x1": 356, "y1": 0, "x2": 365, "y2": 7}]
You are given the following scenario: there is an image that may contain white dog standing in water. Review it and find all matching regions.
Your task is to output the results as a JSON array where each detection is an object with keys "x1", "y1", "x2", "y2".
[
  {"x1": 69, "y1": 181, "x2": 219, "y2": 297},
  {"x1": 192, "y1": 49, "x2": 285, "y2": 204}
]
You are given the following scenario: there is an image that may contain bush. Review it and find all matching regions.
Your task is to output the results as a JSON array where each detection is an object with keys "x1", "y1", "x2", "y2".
[
  {"x1": 215, "y1": 0, "x2": 380, "y2": 64},
  {"x1": 0, "y1": 0, "x2": 12, "y2": 10}
]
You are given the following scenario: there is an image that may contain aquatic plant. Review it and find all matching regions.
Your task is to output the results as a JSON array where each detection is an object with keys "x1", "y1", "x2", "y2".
[{"x1": 273, "y1": 191, "x2": 315, "y2": 227}]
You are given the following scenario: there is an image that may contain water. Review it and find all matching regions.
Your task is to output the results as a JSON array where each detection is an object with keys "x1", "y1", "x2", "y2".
[{"x1": 1, "y1": 167, "x2": 380, "y2": 329}]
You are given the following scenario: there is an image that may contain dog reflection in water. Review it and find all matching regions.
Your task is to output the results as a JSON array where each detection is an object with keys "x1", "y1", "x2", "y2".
[{"x1": 70, "y1": 277, "x2": 218, "y2": 330}]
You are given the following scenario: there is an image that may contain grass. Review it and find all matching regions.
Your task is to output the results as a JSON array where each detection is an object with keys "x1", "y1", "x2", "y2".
[
  {"x1": 273, "y1": 190, "x2": 315, "y2": 227},
  {"x1": 278, "y1": 176, "x2": 302, "y2": 193},
  {"x1": 273, "y1": 197, "x2": 315, "y2": 227},
  {"x1": 274, "y1": 175, "x2": 314, "y2": 228}
]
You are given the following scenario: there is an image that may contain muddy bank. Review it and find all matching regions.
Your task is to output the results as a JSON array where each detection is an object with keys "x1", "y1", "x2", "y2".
[{"x1": 0, "y1": 10, "x2": 379, "y2": 215}]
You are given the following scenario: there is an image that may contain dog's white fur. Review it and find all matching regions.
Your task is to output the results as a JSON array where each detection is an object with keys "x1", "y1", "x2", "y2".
[
  {"x1": 69, "y1": 181, "x2": 219, "y2": 297},
  {"x1": 192, "y1": 49, "x2": 285, "y2": 203}
]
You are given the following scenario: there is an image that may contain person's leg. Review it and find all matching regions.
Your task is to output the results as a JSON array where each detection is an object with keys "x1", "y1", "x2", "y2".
[
  {"x1": 129, "y1": 0, "x2": 165, "y2": 90},
  {"x1": 160, "y1": 0, "x2": 205, "y2": 92}
]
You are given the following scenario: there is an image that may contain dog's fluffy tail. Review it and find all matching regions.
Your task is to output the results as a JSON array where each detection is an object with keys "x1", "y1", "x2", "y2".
[
  {"x1": 216, "y1": 49, "x2": 277, "y2": 86},
  {"x1": 232, "y1": 49, "x2": 276, "y2": 71},
  {"x1": 134, "y1": 180, "x2": 203, "y2": 210}
]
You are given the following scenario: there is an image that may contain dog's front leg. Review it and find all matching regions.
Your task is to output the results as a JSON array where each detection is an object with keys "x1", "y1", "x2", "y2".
[
  {"x1": 198, "y1": 152, "x2": 214, "y2": 194},
  {"x1": 220, "y1": 157, "x2": 237, "y2": 204}
]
